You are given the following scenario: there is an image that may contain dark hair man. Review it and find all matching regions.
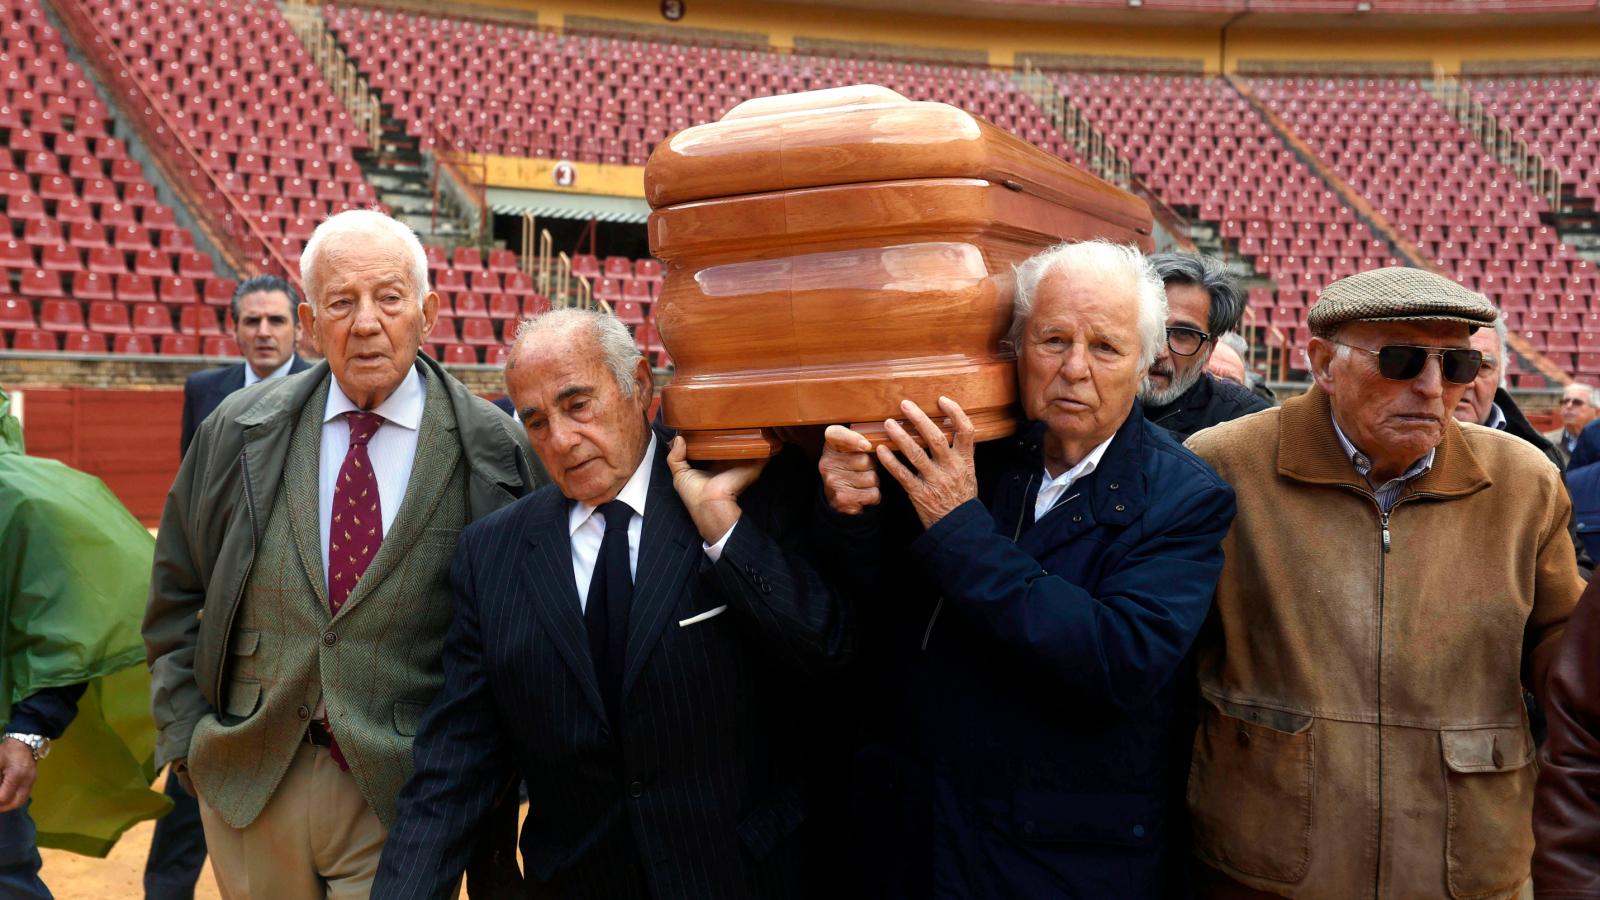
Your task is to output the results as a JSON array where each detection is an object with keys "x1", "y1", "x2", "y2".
[
  {"x1": 177, "y1": 275, "x2": 311, "y2": 457},
  {"x1": 1140, "y1": 252, "x2": 1269, "y2": 440}
]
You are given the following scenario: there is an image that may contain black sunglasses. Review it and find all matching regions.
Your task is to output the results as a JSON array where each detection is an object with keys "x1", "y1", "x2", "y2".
[{"x1": 1332, "y1": 341, "x2": 1484, "y2": 385}]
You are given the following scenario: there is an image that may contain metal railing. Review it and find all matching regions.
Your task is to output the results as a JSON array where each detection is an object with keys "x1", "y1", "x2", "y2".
[
  {"x1": 1427, "y1": 72, "x2": 1564, "y2": 210},
  {"x1": 51, "y1": 0, "x2": 297, "y2": 283},
  {"x1": 282, "y1": 2, "x2": 383, "y2": 152},
  {"x1": 1014, "y1": 61, "x2": 1133, "y2": 189},
  {"x1": 520, "y1": 214, "x2": 600, "y2": 312}
]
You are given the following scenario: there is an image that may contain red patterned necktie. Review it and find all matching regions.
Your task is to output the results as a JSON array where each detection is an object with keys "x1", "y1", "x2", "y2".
[{"x1": 324, "y1": 409, "x2": 385, "y2": 770}]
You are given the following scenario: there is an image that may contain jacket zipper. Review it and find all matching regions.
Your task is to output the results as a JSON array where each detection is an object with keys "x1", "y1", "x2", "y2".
[
  {"x1": 923, "y1": 472, "x2": 1038, "y2": 652},
  {"x1": 1339, "y1": 485, "x2": 1438, "y2": 898},
  {"x1": 215, "y1": 450, "x2": 260, "y2": 703}
]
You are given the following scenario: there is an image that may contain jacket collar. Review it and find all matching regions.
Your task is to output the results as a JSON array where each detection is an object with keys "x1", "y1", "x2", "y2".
[
  {"x1": 1144, "y1": 372, "x2": 1212, "y2": 422},
  {"x1": 1014, "y1": 400, "x2": 1149, "y2": 527},
  {"x1": 232, "y1": 352, "x2": 527, "y2": 492},
  {"x1": 1276, "y1": 385, "x2": 1490, "y2": 499}
]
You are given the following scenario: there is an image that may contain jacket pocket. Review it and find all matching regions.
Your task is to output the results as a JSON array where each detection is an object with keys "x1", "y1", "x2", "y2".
[
  {"x1": 1188, "y1": 694, "x2": 1316, "y2": 884},
  {"x1": 222, "y1": 680, "x2": 261, "y2": 719},
  {"x1": 1440, "y1": 725, "x2": 1535, "y2": 899},
  {"x1": 231, "y1": 630, "x2": 260, "y2": 655},
  {"x1": 393, "y1": 700, "x2": 429, "y2": 737},
  {"x1": 737, "y1": 782, "x2": 807, "y2": 862},
  {"x1": 1011, "y1": 788, "x2": 1161, "y2": 847}
]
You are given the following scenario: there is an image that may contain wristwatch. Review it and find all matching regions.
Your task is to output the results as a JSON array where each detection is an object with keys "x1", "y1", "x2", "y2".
[{"x1": 3, "y1": 734, "x2": 49, "y2": 761}]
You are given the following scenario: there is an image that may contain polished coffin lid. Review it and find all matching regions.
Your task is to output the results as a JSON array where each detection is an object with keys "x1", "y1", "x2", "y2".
[
  {"x1": 644, "y1": 85, "x2": 1154, "y2": 456},
  {"x1": 644, "y1": 83, "x2": 1152, "y2": 240}
]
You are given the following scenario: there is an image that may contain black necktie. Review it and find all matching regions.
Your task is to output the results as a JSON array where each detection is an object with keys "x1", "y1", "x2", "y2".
[{"x1": 585, "y1": 499, "x2": 634, "y2": 728}]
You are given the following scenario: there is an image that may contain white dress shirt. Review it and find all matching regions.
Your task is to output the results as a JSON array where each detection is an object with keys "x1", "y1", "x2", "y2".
[
  {"x1": 318, "y1": 365, "x2": 426, "y2": 587},
  {"x1": 242, "y1": 353, "x2": 297, "y2": 388},
  {"x1": 567, "y1": 434, "x2": 734, "y2": 610},
  {"x1": 1034, "y1": 433, "x2": 1116, "y2": 522}
]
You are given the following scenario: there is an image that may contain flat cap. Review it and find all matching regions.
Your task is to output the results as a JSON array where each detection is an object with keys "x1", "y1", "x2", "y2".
[{"x1": 1307, "y1": 267, "x2": 1498, "y2": 338}]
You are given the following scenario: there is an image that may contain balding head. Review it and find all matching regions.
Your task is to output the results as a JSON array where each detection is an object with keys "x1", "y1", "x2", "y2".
[{"x1": 506, "y1": 309, "x2": 654, "y2": 505}]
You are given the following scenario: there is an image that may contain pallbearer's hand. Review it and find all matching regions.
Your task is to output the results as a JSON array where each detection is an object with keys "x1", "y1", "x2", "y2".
[
  {"x1": 820, "y1": 425, "x2": 879, "y2": 516},
  {"x1": 877, "y1": 397, "x2": 977, "y2": 530},
  {"x1": 667, "y1": 436, "x2": 768, "y2": 544}
]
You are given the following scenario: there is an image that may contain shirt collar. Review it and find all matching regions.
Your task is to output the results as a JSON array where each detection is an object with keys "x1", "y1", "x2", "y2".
[
  {"x1": 568, "y1": 432, "x2": 656, "y2": 538},
  {"x1": 243, "y1": 354, "x2": 298, "y2": 388},
  {"x1": 1331, "y1": 413, "x2": 1434, "y2": 483},
  {"x1": 1041, "y1": 431, "x2": 1116, "y2": 491},
  {"x1": 323, "y1": 362, "x2": 426, "y2": 430},
  {"x1": 1484, "y1": 402, "x2": 1507, "y2": 431}
]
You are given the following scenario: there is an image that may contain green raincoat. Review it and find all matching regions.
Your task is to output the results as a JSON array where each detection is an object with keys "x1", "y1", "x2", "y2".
[{"x1": 0, "y1": 389, "x2": 169, "y2": 856}]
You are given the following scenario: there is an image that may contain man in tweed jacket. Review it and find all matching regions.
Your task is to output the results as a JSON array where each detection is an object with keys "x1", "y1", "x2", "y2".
[{"x1": 144, "y1": 210, "x2": 539, "y2": 899}]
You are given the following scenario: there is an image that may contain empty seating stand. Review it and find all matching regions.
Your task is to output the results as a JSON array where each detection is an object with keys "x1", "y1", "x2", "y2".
[
  {"x1": 325, "y1": 6, "x2": 1083, "y2": 168},
  {"x1": 1252, "y1": 77, "x2": 1598, "y2": 386},
  {"x1": 0, "y1": 0, "x2": 226, "y2": 357}
]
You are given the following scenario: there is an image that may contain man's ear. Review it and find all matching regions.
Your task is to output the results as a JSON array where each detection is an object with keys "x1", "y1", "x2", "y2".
[
  {"x1": 298, "y1": 301, "x2": 320, "y2": 354},
  {"x1": 1307, "y1": 336, "x2": 1337, "y2": 394},
  {"x1": 633, "y1": 356, "x2": 654, "y2": 410}
]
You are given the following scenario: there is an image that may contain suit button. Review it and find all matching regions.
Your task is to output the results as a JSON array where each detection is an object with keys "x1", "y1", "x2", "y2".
[
  {"x1": 1071, "y1": 515, "x2": 1082, "y2": 523},
  {"x1": 628, "y1": 781, "x2": 644, "y2": 799},
  {"x1": 1236, "y1": 726, "x2": 1251, "y2": 747},
  {"x1": 1132, "y1": 824, "x2": 1146, "y2": 838},
  {"x1": 322, "y1": 631, "x2": 337, "y2": 647},
  {"x1": 1109, "y1": 482, "x2": 1119, "y2": 490},
  {"x1": 1021, "y1": 820, "x2": 1036, "y2": 836},
  {"x1": 296, "y1": 705, "x2": 310, "y2": 720},
  {"x1": 1114, "y1": 504, "x2": 1126, "y2": 512},
  {"x1": 196, "y1": 609, "x2": 205, "y2": 622}
]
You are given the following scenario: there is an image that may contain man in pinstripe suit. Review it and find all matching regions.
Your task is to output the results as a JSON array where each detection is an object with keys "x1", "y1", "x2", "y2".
[{"x1": 373, "y1": 309, "x2": 855, "y2": 900}]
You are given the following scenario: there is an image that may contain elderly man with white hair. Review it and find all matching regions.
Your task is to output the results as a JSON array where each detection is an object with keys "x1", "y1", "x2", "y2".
[
  {"x1": 815, "y1": 239, "x2": 1236, "y2": 897},
  {"x1": 144, "y1": 208, "x2": 541, "y2": 898}
]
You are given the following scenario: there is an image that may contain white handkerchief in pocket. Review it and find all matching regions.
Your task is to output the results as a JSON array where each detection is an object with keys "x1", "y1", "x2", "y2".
[{"x1": 678, "y1": 605, "x2": 728, "y2": 628}]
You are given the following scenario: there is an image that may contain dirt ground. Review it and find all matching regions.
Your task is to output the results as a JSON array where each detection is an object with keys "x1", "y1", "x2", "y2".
[{"x1": 39, "y1": 772, "x2": 220, "y2": 900}]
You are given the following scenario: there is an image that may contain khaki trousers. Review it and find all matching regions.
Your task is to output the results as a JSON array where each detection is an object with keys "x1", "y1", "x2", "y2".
[{"x1": 197, "y1": 743, "x2": 387, "y2": 900}]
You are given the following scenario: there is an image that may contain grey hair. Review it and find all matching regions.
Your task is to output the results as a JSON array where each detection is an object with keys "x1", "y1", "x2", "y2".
[
  {"x1": 511, "y1": 308, "x2": 645, "y2": 397},
  {"x1": 300, "y1": 209, "x2": 430, "y2": 306},
  {"x1": 1219, "y1": 330, "x2": 1249, "y2": 357},
  {"x1": 1010, "y1": 239, "x2": 1167, "y2": 371},
  {"x1": 1489, "y1": 315, "x2": 1509, "y2": 389},
  {"x1": 1148, "y1": 252, "x2": 1243, "y2": 336}
]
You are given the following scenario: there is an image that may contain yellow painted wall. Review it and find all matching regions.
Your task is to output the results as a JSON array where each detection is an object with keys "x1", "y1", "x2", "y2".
[
  {"x1": 447, "y1": 0, "x2": 1600, "y2": 76},
  {"x1": 480, "y1": 155, "x2": 646, "y2": 197},
  {"x1": 1227, "y1": 23, "x2": 1600, "y2": 75}
]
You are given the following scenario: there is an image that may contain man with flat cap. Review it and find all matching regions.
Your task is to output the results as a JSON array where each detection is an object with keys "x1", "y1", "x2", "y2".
[{"x1": 1183, "y1": 268, "x2": 1583, "y2": 898}]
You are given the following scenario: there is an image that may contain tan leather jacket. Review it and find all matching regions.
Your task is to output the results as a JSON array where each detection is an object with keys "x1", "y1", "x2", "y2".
[{"x1": 1185, "y1": 386, "x2": 1582, "y2": 899}]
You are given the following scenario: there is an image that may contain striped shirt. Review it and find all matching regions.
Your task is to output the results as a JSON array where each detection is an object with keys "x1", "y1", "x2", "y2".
[{"x1": 1332, "y1": 415, "x2": 1435, "y2": 512}]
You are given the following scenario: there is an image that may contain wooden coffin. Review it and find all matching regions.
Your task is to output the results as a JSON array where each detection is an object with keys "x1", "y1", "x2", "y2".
[{"x1": 645, "y1": 85, "x2": 1154, "y2": 459}]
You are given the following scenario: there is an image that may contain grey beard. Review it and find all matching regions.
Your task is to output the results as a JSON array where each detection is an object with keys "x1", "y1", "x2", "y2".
[{"x1": 1141, "y1": 365, "x2": 1206, "y2": 408}]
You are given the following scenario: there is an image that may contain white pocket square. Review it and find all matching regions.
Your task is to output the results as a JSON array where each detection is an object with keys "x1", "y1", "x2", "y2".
[{"x1": 678, "y1": 605, "x2": 728, "y2": 628}]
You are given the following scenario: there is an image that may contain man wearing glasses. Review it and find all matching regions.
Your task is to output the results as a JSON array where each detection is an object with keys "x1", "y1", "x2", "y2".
[
  {"x1": 1140, "y1": 253, "x2": 1270, "y2": 441},
  {"x1": 1545, "y1": 382, "x2": 1600, "y2": 466},
  {"x1": 1184, "y1": 268, "x2": 1582, "y2": 898}
]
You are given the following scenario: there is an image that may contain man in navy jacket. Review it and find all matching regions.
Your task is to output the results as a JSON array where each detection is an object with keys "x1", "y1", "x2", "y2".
[
  {"x1": 817, "y1": 240, "x2": 1236, "y2": 898},
  {"x1": 178, "y1": 275, "x2": 310, "y2": 458}
]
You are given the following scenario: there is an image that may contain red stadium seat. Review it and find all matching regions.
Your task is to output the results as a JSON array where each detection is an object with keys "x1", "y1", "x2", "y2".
[
  {"x1": 0, "y1": 297, "x2": 36, "y2": 330},
  {"x1": 114, "y1": 334, "x2": 157, "y2": 355},
  {"x1": 10, "y1": 329, "x2": 56, "y2": 352},
  {"x1": 38, "y1": 299, "x2": 83, "y2": 331},
  {"x1": 203, "y1": 336, "x2": 241, "y2": 357},
  {"x1": 132, "y1": 303, "x2": 175, "y2": 335},
  {"x1": 63, "y1": 331, "x2": 107, "y2": 353},
  {"x1": 161, "y1": 334, "x2": 201, "y2": 355},
  {"x1": 443, "y1": 344, "x2": 478, "y2": 364},
  {"x1": 87, "y1": 302, "x2": 132, "y2": 334}
]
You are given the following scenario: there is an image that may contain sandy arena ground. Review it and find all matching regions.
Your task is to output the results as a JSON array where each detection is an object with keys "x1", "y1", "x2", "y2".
[{"x1": 39, "y1": 772, "x2": 220, "y2": 900}]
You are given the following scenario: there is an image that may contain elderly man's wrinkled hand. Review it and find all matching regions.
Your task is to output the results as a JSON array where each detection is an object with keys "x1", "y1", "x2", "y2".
[
  {"x1": 877, "y1": 397, "x2": 977, "y2": 529},
  {"x1": 0, "y1": 740, "x2": 36, "y2": 812},
  {"x1": 666, "y1": 436, "x2": 768, "y2": 545},
  {"x1": 820, "y1": 425, "x2": 880, "y2": 515}
]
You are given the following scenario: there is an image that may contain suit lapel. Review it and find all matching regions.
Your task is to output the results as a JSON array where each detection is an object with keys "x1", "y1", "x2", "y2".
[
  {"x1": 336, "y1": 366, "x2": 460, "y2": 620},
  {"x1": 520, "y1": 491, "x2": 609, "y2": 724},
  {"x1": 621, "y1": 442, "x2": 701, "y2": 700},
  {"x1": 284, "y1": 376, "x2": 332, "y2": 613}
]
